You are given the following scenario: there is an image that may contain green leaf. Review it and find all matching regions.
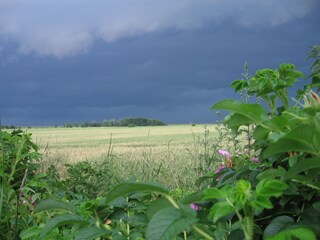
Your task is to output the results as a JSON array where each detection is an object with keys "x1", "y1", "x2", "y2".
[
  {"x1": 264, "y1": 216, "x2": 294, "y2": 238},
  {"x1": 256, "y1": 167, "x2": 286, "y2": 180},
  {"x1": 19, "y1": 226, "x2": 41, "y2": 239},
  {"x1": 181, "y1": 191, "x2": 203, "y2": 204},
  {"x1": 218, "y1": 166, "x2": 251, "y2": 187},
  {"x1": 34, "y1": 198, "x2": 75, "y2": 214},
  {"x1": 262, "y1": 115, "x2": 289, "y2": 131},
  {"x1": 191, "y1": 224, "x2": 215, "y2": 240},
  {"x1": 266, "y1": 227, "x2": 316, "y2": 240},
  {"x1": 39, "y1": 214, "x2": 87, "y2": 239},
  {"x1": 75, "y1": 226, "x2": 109, "y2": 240},
  {"x1": 263, "y1": 125, "x2": 320, "y2": 157},
  {"x1": 209, "y1": 201, "x2": 234, "y2": 223},
  {"x1": 285, "y1": 158, "x2": 320, "y2": 179},
  {"x1": 253, "y1": 125, "x2": 270, "y2": 141},
  {"x1": 203, "y1": 188, "x2": 226, "y2": 200},
  {"x1": 256, "y1": 179, "x2": 288, "y2": 198},
  {"x1": 224, "y1": 113, "x2": 255, "y2": 130},
  {"x1": 146, "y1": 198, "x2": 172, "y2": 220},
  {"x1": 251, "y1": 195, "x2": 273, "y2": 213},
  {"x1": 211, "y1": 99, "x2": 268, "y2": 123},
  {"x1": 106, "y1": 181, "x2": 169, "y2": 204},
  {"x1": 146, "y1": 207, "x2": 198, "y2": 240},
  {"x1": 230, "y1": 79, "x2": 247, "y2": 92}
]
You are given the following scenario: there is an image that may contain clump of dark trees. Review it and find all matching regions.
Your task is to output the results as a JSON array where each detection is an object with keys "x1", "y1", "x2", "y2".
[
  {"x1": 64, "y1": 117, "x2": 167, "y2": 128},
  {"x1": 0, "y1": 125, "x2": 18, "y2": 129}
]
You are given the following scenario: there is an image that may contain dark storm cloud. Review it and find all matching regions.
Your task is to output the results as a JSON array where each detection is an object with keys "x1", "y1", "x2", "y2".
[
  {"x1": 0, "y1": 0, "x2": 317, "y2": 57},
  {"x1": 0, "y1": 0, "x2": 319, "y2": 125}
]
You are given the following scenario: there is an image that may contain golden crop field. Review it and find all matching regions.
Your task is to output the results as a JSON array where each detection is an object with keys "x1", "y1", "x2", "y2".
[
  {"x1": 29, "y1": 124, "x2": 211, "y2": 161},
  {"x1": 26, "y1": 124, "x2": 221, "y2": 188}
]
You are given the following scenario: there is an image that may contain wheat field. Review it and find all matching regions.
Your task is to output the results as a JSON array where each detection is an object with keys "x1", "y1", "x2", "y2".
[{"x1": 26, "y1": 124, "x2": 221, "y2": 188}]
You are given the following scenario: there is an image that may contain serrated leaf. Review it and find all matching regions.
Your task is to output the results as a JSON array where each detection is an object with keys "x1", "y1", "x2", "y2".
[
  {"x1": 110, "y1": 209, "x2": 128, "y2": 222},
  {"x1": 128, "y1": 213, "x2": 148, "y2": 226},
  {"x1": 209, "y1": 201, "x2": 234, "y2": 223},
  {"x1": 146, "y1": 207, "x2": 197, "y2": 240},
  {"x1": 218, "y1": 166, "x2": 251, "y2": 187},
  {"x1": 224, "y1": 113, "x2": 255, "y2": 130},
  {"x1": 146, "y1": 198, "x2": 172, "y2": 220},
  {"x1": 39, "y1": 214, "x2": 87, "y2": 239},
  {"x1": 251, "y1": 195, "x2": 273, "y2": 213},
  {"x1": 266, "y1": 227, "x2": 316, "y2": 240},
  {"x1": 256, "y1": 179, "x2": 288, "y2": 198},
  {"x1": 262, "y1": 115, "x2": 289, "y2": 131},
  {"x1": 285, "y1": 158, "x2": 320, "y2": 179},
  {"x1": 181, "y1": 191, "x2": 203, "y2": 204},
  {"x1": 253, "y1": 125, "x2": 270, "y2": 141},
  {"x1": 106, "y1": 181, "x2": 169, "y2": 204},
  {"x1": 75, "y1": 226, "x2": 109, "y2": 240},
  {"x1": 230, "y1": 79, "x2": 247, "y2": 92},
  {"x1": 109, "y1": 197, "x2": 128, "y2": 208},
  {"x1": 264, "y1": 125, "x2": 320, "y2": 157},
  {"x1": 34, "y1": 198, "x2": 75, "y2": 214},
  {"x1": 203, "y1": 188, "x2": 226, "y2": 200},
  {"x1": 256, "y1": 168, "x2": 286, "y2": 180},
  {"x1": 264, "y1": 216, "x2": 294, "y2": 238},
  {"x1": 211, "y1": 100, "x2": 268, "y2": 123}
]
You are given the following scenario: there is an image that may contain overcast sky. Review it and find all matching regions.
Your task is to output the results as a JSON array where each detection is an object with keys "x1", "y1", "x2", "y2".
[{"x1": 1, "y1": 0, "x2": 319, "y2": 126}]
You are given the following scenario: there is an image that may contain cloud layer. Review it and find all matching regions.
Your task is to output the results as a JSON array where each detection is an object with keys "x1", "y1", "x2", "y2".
[{"x1": 0, "y1": 0, "x2": 317, "y2": 57}]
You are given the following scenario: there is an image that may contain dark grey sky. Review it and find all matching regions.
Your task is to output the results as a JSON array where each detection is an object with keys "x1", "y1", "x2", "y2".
[{"x1": 1, "y1": 0, "x2": 319, "y2": 126}]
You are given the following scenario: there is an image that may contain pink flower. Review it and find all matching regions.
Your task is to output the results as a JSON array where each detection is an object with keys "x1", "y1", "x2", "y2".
[
  {"x1": 218, "y1": 150, "x2": 232, "y2": 167},
  {"x1": 22, "y1": 200, "x2": 27, "y2": 205},
  {"x1": 190, "y1": 203, "x2": 201, "y2": 211},
  {"x1": 218, "y1": 149, "x2": 231, "y2": 160},
  {"x1": 215, "y1": 164, "x2": 225, "y2": 174},
  {"x1": 250, "y1": 157, "x2": 260, "y2": 163}
]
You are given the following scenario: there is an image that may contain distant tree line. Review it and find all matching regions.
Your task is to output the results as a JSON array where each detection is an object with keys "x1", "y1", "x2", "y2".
[
  {"x1": 64, "y1": 117, "x2": 167, "y2": 128},
  {"x1": 0, "y1": 125, "x2": 18, "y2": 129}
]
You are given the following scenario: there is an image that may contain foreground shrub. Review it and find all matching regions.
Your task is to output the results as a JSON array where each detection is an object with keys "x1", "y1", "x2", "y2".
[
  {"x1": 18, "y1": 46, "x2": 320, "y2": 239},
  {"x1": 0, "y1": 129, "x2": 41, "y2": 239}
]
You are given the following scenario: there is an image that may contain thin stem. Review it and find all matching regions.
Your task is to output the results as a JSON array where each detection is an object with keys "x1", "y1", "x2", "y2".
[
  {"x1": 165, "y1": 195, "x2": 179, "y2": 209},
  {"x1": 191, "y1": 225, "x2": 215, "y2": 240},
  {"x1": 277, "y1": 89, "x2": 290, "y2": 109},
  {"x1": 263, "y1": 96, "x2": 276, "y2": 116},
  {"x1": 126, "y1": 197, "x2": 130, "y2": 238},
  {"x1": 226, "y1": 198, "x2": 253, "y2": 240},
  {"x1": 14, "y1": 194, "x2": 19, "y2": 240}
]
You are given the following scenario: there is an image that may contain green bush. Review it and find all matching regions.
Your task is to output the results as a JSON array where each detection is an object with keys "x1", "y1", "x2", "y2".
[
  {"x1": 10, "y1": 46, "x2": 320, "y2": 240},
  {"x1": 0, "y1": 129, "x2": 41, "y2": 240}
]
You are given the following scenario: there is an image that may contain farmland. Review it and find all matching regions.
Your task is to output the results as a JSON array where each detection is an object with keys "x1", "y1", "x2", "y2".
[
  {"x1": 2, "y1": 49, "x2": 319, "y2": 239},
  {"x1": 27, "y1": 124, "x2": 221, "y2": 189}
]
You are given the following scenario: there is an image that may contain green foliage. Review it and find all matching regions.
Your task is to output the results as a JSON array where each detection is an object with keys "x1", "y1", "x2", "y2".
[
  {"x1": 0, "y1": 129, "x2": 41, "y2": 240},
  {"x1": 105, "y1": 181, "x2": 169, "y2": 204},
  {"x1": 207, "y1": 49, "x2": 320, "y2": 239},
  {"x1": 64, "y1": 159, "x2": 115, "y2": 198},
  {"x1": 146, "y1": 207, "x2": 197, "y2": 240},
  {"x1": 3, "y1": 47, "x2": 320, "y2": 240}
]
